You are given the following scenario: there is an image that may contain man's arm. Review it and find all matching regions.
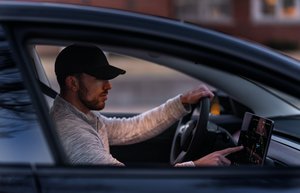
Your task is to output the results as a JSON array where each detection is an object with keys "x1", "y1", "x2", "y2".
[
  {"x1": 103, "y1": 85, "x2": 215, "y2": 146},
  {"x1": 192, "y1": 146, "x2": 244, "y2": 166},
  {"x1": 102, "y1": 95, "x2": 189, "y2": 145},
  {"x1": 175, "y1": 146, "x2": 244, "y2": 167}
]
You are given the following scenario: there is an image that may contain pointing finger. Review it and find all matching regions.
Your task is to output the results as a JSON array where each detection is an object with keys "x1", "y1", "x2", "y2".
[
  {"x1": 219, "y1": 155, "x2": 231, "y2": 166},
  {"x1": 217, "y1": 146, "x2": 243, "y2": 156}
]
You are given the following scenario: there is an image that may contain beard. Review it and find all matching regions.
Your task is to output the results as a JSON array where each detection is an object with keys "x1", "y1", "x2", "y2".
[{"x1": 77, "y1": 81, "x2": 106, "y2": 111}]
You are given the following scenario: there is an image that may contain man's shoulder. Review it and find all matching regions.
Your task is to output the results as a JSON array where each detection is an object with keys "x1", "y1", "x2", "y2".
[{"x1": 50, "y1": 96, "x2": 84, "y2": 123}]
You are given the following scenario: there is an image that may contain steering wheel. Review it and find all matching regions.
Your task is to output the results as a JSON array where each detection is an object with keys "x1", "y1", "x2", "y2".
[{"x1": 170, "y1": 97, "x2": 210, "y2": 165}]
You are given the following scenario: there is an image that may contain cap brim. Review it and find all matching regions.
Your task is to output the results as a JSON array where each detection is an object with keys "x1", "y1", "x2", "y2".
[{"x1": 85, "y1": 65, "x2": 126, "y2": 80}]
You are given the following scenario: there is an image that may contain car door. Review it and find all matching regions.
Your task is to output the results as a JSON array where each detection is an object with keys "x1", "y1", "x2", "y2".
[
  {"x1": 1, "y1": 2, "x2": 300, "y2": 193},
  {"x1": 0, "y1": 26, "x2": 56, "y2": 193}
]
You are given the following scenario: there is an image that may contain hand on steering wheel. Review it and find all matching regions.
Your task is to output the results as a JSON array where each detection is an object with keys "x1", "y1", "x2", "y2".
[{"x1": 170, "y1": 97, "x2": 210, "y2": 165}]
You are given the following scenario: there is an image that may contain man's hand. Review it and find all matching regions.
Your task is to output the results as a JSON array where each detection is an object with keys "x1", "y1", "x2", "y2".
[
  {"x1": 180, "y1": 85, "x2": 214, "y2": 105},
  {"x1": 193, "y1": 146, "x2": 243, "y2": 166}
]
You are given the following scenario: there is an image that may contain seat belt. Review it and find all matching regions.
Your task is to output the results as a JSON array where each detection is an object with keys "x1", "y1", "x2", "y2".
[{"x1": 38, "y1": 80, "x2": 58, "y2": 98}]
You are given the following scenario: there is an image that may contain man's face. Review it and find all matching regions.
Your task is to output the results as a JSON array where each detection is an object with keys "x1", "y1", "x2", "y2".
[{"x1": 76, "y1": 73, "x2": 112, "y2": 111}]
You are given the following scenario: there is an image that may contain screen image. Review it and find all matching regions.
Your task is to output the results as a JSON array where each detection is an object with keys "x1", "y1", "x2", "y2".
[{"x1": 228, "y1": 112, "x2": 274, "y2": 166}]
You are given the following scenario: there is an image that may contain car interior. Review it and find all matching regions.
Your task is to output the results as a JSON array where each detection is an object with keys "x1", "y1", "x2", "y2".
[{"x1": 28, "y1": 41, "x2": 300, "y2": 167}]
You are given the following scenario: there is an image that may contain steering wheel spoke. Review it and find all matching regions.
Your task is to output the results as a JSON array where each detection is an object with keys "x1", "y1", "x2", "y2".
[{"x1": 174, "y1": 151, "x2": 187, "y2": 164}]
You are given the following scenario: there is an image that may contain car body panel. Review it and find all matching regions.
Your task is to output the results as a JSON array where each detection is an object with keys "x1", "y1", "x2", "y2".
[
  {"x1": 35, "y1": 166, "x2": 300, "y2": 193},
  {"x1": 0, "y1": 165, "x2": 38, "y2": 193},
  {"x1": 0, "y1": 2, "x2": 300, "y2": 193}
]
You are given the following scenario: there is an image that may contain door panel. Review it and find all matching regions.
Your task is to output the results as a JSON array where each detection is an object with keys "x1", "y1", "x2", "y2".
[
  {"x1": 36, "y1": 166, "x2": 300, "y2": 193},
  {"x1": 0, "y1": 165, "x2": 38, "y2": 193}
]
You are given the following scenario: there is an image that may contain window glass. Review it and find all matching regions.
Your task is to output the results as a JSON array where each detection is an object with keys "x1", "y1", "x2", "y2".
[
  {"x1": 0, "y1": 34, "x2": 53, "y2": 164},
  {"x1": 37, "y1": 45, "x2": 204, "y2": 113},
  {"x1": 253, "y1": 0, "x2": 300, "y2": 23},
  {"x1": 175, "y1": 0, "x2": 199, "y2": 21},
  {"x1": 37, "y1": 45, "x2": 233, "y2": 116},
  {"x1": 175, "y1": 0, "x2": 233, "y2": 24},
  {"x1": 105, "y1": 53, "x2": 203, "y2": 113},
  {"x1": 206, "y1": 0, "x2": 232, "y2": 20},
  {"x1": 282, "y1": 0, "x2": 297, "y2": 17},
  {"x1": 261, "y1": 0, "x2": 277, "y2": 16}
]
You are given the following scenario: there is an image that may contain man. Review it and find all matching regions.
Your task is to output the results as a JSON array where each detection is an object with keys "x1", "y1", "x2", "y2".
[{"x1": 50, "y1": 44, "x2": 242, "y2": 167}]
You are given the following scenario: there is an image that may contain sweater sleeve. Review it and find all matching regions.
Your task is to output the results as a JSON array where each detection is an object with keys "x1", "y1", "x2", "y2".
[
  {"x1": 100, "y1": 95, "x2": 190, "y2": 145},
  {"x1": 175, "y1": 161, "x2": 195, "y2": 167}
]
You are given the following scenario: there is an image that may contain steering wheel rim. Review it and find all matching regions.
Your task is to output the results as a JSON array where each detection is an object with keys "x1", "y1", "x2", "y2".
[{"x1": 170, "y1": 97, "x2": 210, "y2": 165}]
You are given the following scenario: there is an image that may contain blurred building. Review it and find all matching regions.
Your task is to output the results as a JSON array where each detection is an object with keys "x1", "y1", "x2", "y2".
[
  {"x1": 23, "y1": 0, "x2": 300, "y2": 50},
  {"x1": 20, "y1": 0, "x2": 174, "y2": 17},
  {"x1": 175, "y1": 0, "x2": 300, "y2": 50}
]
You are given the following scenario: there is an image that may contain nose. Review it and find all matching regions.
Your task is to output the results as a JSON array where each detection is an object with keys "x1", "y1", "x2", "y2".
[{"x1": 104, "y1": 80, "x2": 112, "y2": 90}]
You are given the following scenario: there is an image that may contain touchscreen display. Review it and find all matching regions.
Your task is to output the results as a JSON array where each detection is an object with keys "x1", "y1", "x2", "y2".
[{"x1": 228, "y1": 112, "x2": 274, "y2": 166}]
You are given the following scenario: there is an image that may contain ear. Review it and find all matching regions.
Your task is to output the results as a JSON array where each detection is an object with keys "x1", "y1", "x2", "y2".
[{"x1": 65, "y1": 76, "x2": 79, "y2": 92}]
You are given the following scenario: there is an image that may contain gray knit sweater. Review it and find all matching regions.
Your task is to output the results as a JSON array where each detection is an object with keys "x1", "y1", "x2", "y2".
[{"x1": 50, "y1": 95, "x2": 189, "y2": 166}]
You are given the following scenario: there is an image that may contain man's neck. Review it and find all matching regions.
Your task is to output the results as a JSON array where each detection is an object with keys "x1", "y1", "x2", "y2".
[{"x1": 60, "y1": 92, "x2": 90, "y2": 114}]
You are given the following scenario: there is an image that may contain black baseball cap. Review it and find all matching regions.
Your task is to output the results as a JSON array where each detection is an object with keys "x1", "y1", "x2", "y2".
[{"x1": 55, "y1": 44, "x2": 126, "y2": 80}]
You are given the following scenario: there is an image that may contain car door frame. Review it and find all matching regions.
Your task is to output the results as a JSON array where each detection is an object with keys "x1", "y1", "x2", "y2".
[
  {"x1": 1, "y1": 3, "x2": 300, "y2": 192},
  {"x1": 1, "y1": 1, "x2": 300, "y2": 165}
]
